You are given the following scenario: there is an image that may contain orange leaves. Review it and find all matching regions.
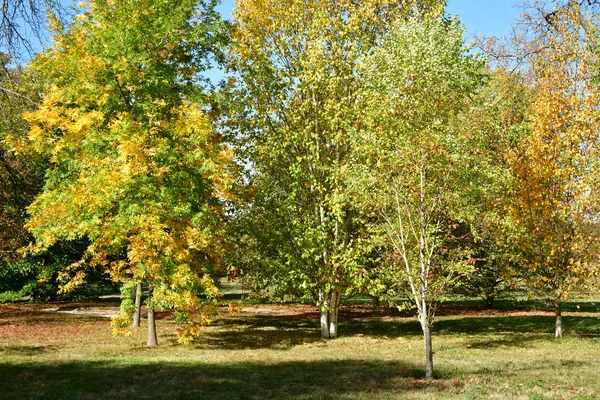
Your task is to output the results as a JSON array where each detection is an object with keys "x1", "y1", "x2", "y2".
[
  {"x1": 507, "y1": 8, "x2": 600, "y2": 301},
  {"x1": 228, "y1": 301, "x2": 242, "y2": 316}
]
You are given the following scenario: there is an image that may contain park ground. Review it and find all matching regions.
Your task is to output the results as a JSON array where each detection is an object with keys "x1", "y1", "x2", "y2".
[{"x1": 2, "y1": 295, "x2": 600, "y2": 400}]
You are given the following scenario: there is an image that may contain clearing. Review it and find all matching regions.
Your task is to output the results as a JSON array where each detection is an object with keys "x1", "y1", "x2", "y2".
[{"x1": 1, "y1": 299, "x2": 600, "y2": 399}]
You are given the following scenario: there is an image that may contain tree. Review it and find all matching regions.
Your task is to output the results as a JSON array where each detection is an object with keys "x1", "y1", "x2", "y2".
[
  {"x1": 0, "y1": 53, "x2": 66, "y2": 303},
  {"x1": 227, "y1": 0, "x2": 445, "y2": 339},
  {"x1": 453, "y1": 68, "x2": 533, "y2": 308},
  {"x1": 7, "y1": 0, "x2": 231, "y2": 346},
  {"x1": 0, "y1": 3, "x2": 92, "y2": 303},
  {"x1": 355, "y1": 15, "x2": 484, "y2": 379},
  {"x1": 528, "y1": 0, "x2": 599, "y2": 48},
  {"x1": 507, "y1": 6, "x2": 600, "y2": 338},
  {"x1": 131, "y1": 282, "x2": 142, "y2": 328},
  {"x1": 0, "y1": 53, "x2": 43, "y2": 264}
]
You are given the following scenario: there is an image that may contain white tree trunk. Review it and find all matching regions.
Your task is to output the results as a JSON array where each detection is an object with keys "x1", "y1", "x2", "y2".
[
  {"x1": 329, "y1": 290, "x2": 339, "y2": 338},
  {"x1": 422, "y1": 318, "x2": 434, "y2": 380},
  {"x1": 319, "y1": 288, "x2": 341, "y2": 339},
  {"x1": 555, "y1": 300, "x2": 563, "y2": 339},
  {"x1": 320, "y1": 307, "x2": 330, "y2": 338}
]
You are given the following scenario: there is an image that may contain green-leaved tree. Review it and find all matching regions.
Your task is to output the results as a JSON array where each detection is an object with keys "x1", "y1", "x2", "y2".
[
  {"x1": 355, "y1": 15, "x2": 484, "y2": 379},
  {"x1": 227, "y1": 0, "x2": 445, "y2": 339},
  {"x1": 8, "y1": 0, "x2": 231, "y2": 346}
]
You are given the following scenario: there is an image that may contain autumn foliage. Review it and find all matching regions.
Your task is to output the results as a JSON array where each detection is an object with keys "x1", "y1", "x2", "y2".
[
  {"x1": 7, "y1": 0, "x2": 231, "y2": 343},
  {"x1": 507, "y1": 7, "x2": 600, "y2": 337},
  {"x1": 1, "y1": 0, "x2": 600, "y2": 385}
]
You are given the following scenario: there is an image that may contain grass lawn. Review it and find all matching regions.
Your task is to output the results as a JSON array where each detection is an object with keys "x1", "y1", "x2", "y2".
[{"x1": 1, "y1": 299, "x2": 600, "y2": 399}]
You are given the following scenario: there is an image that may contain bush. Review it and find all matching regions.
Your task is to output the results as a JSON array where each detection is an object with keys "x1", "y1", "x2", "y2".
[{"x1": 0, "y1": 251, "x2": 118, "y2": 303}]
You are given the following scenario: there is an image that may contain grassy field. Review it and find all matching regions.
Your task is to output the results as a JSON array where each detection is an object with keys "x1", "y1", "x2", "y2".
[{"x1": 1, "y1": 299, "x2": 600, "y2": 400}]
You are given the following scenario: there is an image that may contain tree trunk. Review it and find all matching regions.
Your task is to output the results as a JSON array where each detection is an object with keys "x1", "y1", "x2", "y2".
[
  {"x1": 319, "y1": 289, "x2": 340, "y2": 339},
  {"x1": 147, "y1": 283, "x2": 158, "y2": 347},
  {"x1": 320, "y1": 307, "x2": 330, "y2": 338},
  {"x1": 328, "y1": 290, "x2": 339, "y2": 338},
  {"x1": 422, "y1": 319, "x2": 434, "y2": 380},
  {"x1": 132, "y1": 282, "x2": 142, "y2": 328},
  {"x1": 483, "y1": 295, "x2": 495, "y2": 309},
  {"x1": 555, "y1": 300, "x2": 563, "y2": 339}
]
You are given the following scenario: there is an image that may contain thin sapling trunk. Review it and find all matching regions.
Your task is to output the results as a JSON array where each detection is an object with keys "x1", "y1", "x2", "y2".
[
  {"x1": 422, "y1": 318, "x2": 434, "y2": 380},
  {"x1": 319, "y1": 288, "x2": 341, "y2": 339}
]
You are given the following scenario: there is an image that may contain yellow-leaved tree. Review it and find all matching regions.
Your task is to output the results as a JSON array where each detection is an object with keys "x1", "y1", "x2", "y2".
[
  {"x1": 7, "y1": 0, "x2": 231, "y2": 346},
  {"x1": 508, "y1": 6, "x2": 600, "y2": 338}
]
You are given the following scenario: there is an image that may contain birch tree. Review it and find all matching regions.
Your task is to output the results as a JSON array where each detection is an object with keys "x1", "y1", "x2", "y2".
[
  {"x1": 227, "y1": 0, "x2": 445, "y2": 339},
  {"x1": 356, "y1": 16, "x2": 484, "y2": 379}
]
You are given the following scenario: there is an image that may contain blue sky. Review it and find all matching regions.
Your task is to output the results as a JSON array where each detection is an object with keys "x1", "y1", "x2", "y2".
[
  {"x1": 446, "y1": 0, "x2": 522, "y2": 39},
  {"x1": 214, "y1": 0, "x2": 523, "y2": 39}
]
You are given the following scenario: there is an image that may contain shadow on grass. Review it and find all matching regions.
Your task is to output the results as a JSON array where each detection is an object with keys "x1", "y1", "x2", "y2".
[
  {"x1": 168, "y1": 313, "x2": 600, "y2": 351},
  {"x1": 465, "y1": 335, "x2": 541, "y2": 349},
  {"x1": 0, "y1": 359, "x2": 458, "y2": 400},
  {"x1": 156, "y1": 314, "x2": 321, "y2": 350},
  {"x1": 198, "y1": 325, "x2": 322, "y2": 350},
  {"x1": 342, "y1": 316, "x2": 600, "y2": 338},
  {"x1": 0, "y1": 313, "x2": 101, "y2": 327},
  {"x1": 0, "y1": 345, "x2": 59, "y2": 356},
  {"x1": 436, "y1": 316, "x2": 600, "y2": 335},
  {"x1": 476, "y1": 299, "x2": 600, "y2": 314},
  {"x1": 201, "y1": 313, "x2": 600, "y2": 350}
]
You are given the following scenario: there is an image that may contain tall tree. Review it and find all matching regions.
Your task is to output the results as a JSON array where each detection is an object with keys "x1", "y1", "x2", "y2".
[
  {"x1": 508, "y1": 6, "x2": 600, "y2": 338},
  {"x1": 355, "y1": 15, "x2": 484, "y2": 379},
  {"x1": 7, "y1": 0, "x2": 231, "y2": 346},
  {"x1": 227, "y1": 0, "x2": 445, "y2": 339}
]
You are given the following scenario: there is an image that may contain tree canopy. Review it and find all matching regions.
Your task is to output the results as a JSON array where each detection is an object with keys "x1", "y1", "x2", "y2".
[
  {"x1": 7, "y1": 0, "x2": 231, "y2": 344},
  {"x1": 1, "y1": 0, "x2": 599, "y2": 382}
]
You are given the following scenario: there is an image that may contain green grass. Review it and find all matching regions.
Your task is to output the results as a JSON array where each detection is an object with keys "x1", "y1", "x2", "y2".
[{"x1": 1, "y1": 300, "x2": 600, "y2": 399}]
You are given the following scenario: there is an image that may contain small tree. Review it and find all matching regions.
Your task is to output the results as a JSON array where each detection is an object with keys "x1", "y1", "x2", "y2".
[
  {"x1": 9, "y1": 0, "x2": 231, "y2": 346},
  {"x1": 356, "y1": 15, "x2": 484, "y2": 379}
]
